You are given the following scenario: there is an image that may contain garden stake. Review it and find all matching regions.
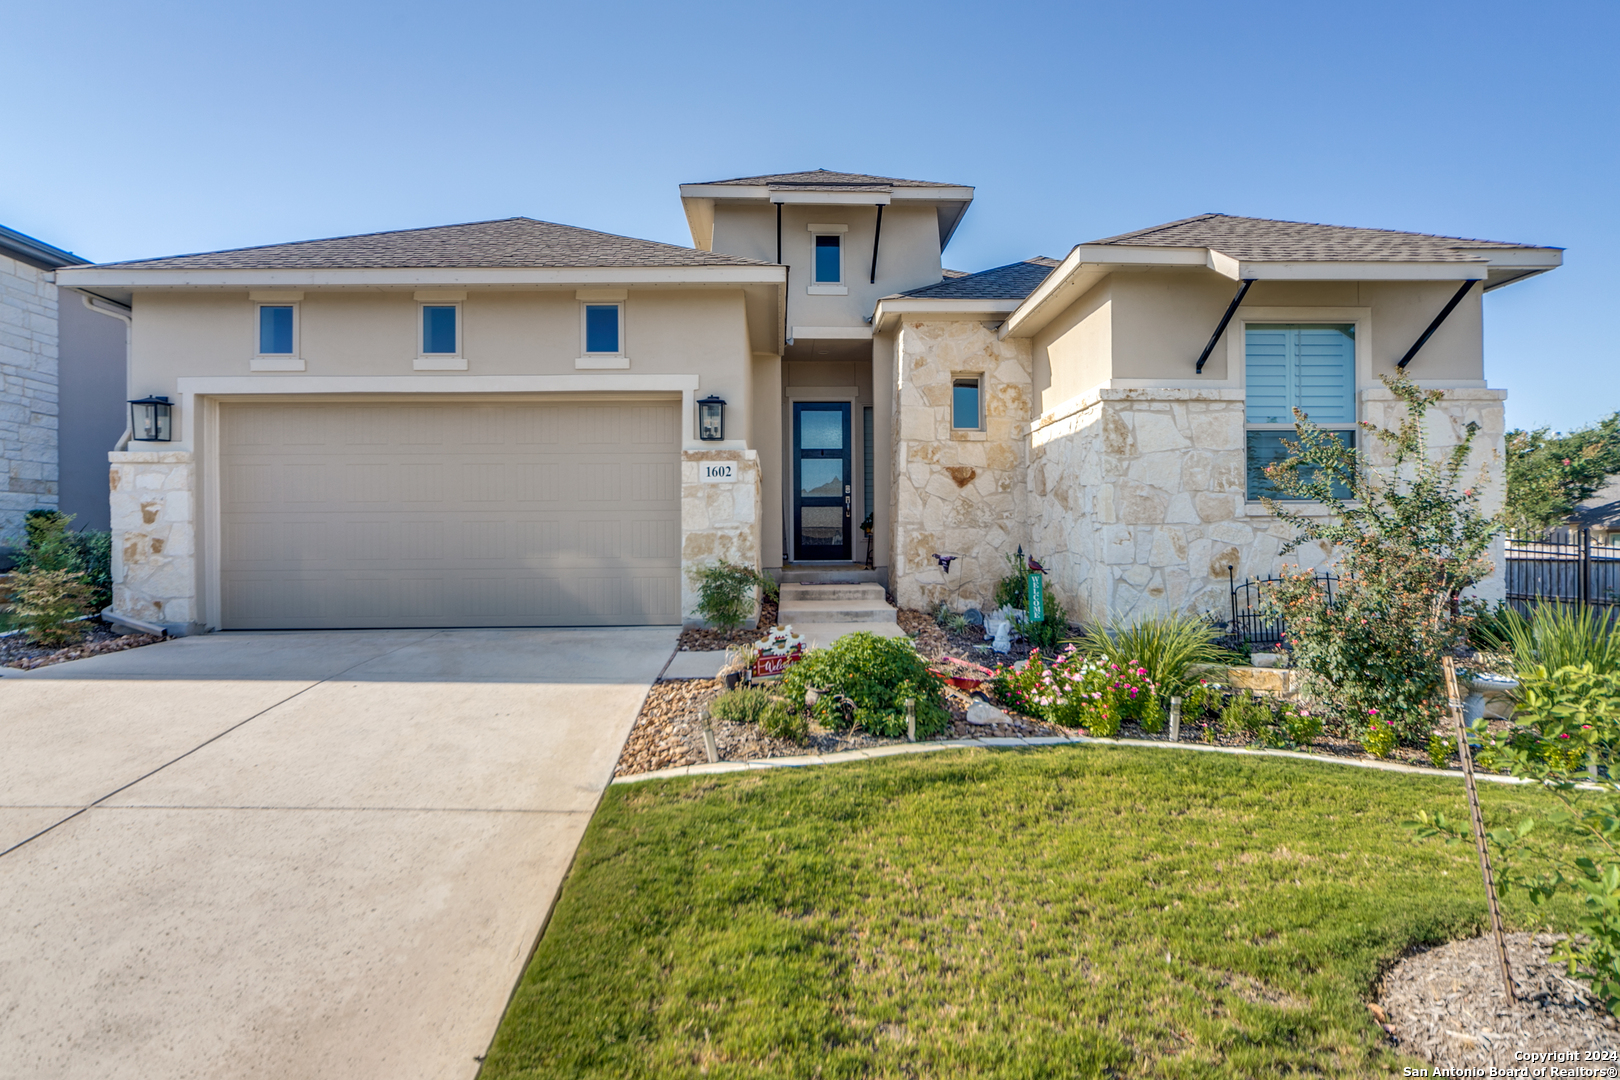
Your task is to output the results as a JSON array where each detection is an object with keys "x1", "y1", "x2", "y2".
[
  {"x1": 905, "y1": 698, "x2": 916, "y2": 743},
  {"x1": 1168, "y1": 697, "x2": 1181, "y2": 742},
  {"x1": 1443, "y1": 655, "x2": 1514, "y2": 1002}
]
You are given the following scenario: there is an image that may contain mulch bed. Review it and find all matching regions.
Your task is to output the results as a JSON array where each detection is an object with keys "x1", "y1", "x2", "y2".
[
  {"x1": 676, "y1": 598, "x2": 779, "y2": 651},
  {"x1": 1376, "y1": 933, "x2": 1619, "y2": 1068},
  {"x1": 0, "y1": 619, "x2": 164, "y2": 670},
  {"x1": 615, "y1": 676, "x2": 1073, "y2": 777}
]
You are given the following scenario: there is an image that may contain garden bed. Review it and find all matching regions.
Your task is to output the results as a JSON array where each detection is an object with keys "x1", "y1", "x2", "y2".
[
  {"x1": 676, "y1": 598, "x2": 779, "y2": 651},
  {"x1": 615, "y1": 676, "x2": 1072, "y2": 778},
  {"x1": 0, "y1": 619, "x2": 164, "y2": 670}
]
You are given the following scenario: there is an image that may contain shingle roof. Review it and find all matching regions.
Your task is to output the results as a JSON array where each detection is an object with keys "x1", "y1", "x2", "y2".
[
  {"x1": 86, "y1": 217, "x2": 771, "y2": 270},
  {"x1": 1088, "y1": 214, "x2": 1545, "y2": 263},
  {"x1": 694, "y1": 169, "x2": 965, "y2": 190},
  {"x1": 900, "y1": 258, "x2": 1059, "y2": 300}
]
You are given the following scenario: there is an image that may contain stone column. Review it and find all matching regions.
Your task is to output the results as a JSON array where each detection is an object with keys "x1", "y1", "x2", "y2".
[
  {"x1": 680, "y1": 448, "x2": 762, "y2": 627},
  {"x1": 108, "y1": 450, "x2": 199, "y2": 632}
]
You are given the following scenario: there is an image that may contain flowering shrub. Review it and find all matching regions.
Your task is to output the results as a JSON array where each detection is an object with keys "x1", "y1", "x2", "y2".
[
  {"x1": 1362, "y1": 713, "x2": 1398, "y2": 757},
  {"x1": 1261, "y1": 374, "x2": 1498, "y2": 746},
  {"x1": 990, "y1": 647, "x2": 1162, "y2": 737},
  {"x1": 1218, "y1": 695, "x2": 1322, "y2": 749}
]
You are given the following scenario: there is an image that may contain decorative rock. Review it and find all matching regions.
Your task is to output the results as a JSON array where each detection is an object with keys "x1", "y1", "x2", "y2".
[
  {"x1": 965, "y1": 701, "x2": 1008, "y2": 727},
  {"x1": 963, "y1": 608, "x2": 984, "y2": 627}
]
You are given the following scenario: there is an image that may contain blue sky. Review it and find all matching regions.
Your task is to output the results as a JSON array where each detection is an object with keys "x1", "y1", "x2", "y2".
[{"x1": 7, "y1": 0, "x2": 1615, "y2": 431}]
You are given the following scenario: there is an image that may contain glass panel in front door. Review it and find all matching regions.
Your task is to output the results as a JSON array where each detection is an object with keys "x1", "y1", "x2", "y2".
[{"x1": 794, "y1": 403, "x2": 851, "y2": 561}]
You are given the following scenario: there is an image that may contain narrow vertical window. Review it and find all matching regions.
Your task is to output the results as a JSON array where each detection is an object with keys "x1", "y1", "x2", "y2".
[
  {"x1": 952, "y1": 377, "x2": 982, "y2": 430},
  {"x1": 814, "y1": 234, "x2": 842, "y2": 283},
  {"x1": 584, "y1": 304, "x2": 621, "y2": 354},
  {"x1": 258, "y1": 305, "x2": 294, "y2": 354},
  {"x1": 422, "y1": 305, "x2": 458, "y2": 355}
]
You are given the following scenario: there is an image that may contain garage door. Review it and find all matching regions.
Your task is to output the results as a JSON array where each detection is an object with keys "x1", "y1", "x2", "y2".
[{"x1": 218, "y1": 399, "x2": 681, "y2": 629}]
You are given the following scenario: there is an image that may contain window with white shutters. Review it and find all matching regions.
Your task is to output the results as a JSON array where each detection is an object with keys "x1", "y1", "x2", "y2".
[{"x1": 1244, "y1": 324, "x2": 1356, "y2": 500}]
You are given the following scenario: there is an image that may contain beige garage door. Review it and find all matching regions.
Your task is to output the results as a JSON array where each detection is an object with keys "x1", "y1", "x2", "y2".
[{"x1": 218, "y1": 398, "x2": 681, "y2": 629}]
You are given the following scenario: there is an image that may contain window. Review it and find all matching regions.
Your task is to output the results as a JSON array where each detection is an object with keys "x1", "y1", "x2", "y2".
[
  {"x1": 1245, "y1": 324, "x2": 1356, "y2": 500},
  {"x1": 952, "y1": 377, "x2": 982, "y2": 430},
  {"x1": 421, "y1": 304, "x2": 459, "y2": 355},
  {"x1": 584, "y1": 303, "x2": 621, "y2": 354},
  {"x1": 814, "y1": 234, "x2": 841, "y2": 283},
  {"x1": 258, "y1": 305, "x2": 295, "y2": 355}
]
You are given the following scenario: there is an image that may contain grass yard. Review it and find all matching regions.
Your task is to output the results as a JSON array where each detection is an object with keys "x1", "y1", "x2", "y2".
[{"x1": 482, "y1": 746, "x2": 1580, "y2": 1078}]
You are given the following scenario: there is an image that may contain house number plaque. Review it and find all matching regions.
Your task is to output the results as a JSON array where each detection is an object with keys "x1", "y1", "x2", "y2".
[{"x1": 701, "y1": 462, "x2": 736, "y2": 483}]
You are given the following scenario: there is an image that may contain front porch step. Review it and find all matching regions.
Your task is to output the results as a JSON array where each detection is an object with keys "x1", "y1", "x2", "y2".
[
  {"x1": 777, "y1": 599, "x2": 899, "y2": 624},
  {"x1": 773, "y1": 564, "x2": 888, "y2": 587},
  {"x1": 779, "y1": 583, "x2": 887, "y2": 604}
]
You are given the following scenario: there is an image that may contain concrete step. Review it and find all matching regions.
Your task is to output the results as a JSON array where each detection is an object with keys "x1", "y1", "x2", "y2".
[
  {"x1": 777, "y1": 599, "x2": 899, "y2": 625},
  {"x1": 779, "y1": 583, "x2": 887, "y2": 603},
  {"x1": 774, "y1": 566, "x2": 888, "y2": 586},
  {"x1": 788, "y1": 621, "x2": 910, "y2": 649}
]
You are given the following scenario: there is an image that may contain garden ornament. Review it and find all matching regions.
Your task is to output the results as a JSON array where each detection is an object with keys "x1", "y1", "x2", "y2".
[
  {"x1": 931, "y1": 553, "x2": 959, "y2": 574},
  {"x1": 1027, "y1": 556, "x2": 1047, "y2": 575}
]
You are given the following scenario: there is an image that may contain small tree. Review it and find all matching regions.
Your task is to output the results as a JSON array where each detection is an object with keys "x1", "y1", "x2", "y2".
[
  {"x1": 6, "y1": 511, "x2": 93, "y2": 645},
  {"x1": 1503, "y1": 412, "x2": 1620, "y2": 532},
  {"x1": 1261, "y1": 374, "x2": 1499, "y2": 747},
  {"x1": 687, "y1": 561, "x2": 778, "y2": 630}
]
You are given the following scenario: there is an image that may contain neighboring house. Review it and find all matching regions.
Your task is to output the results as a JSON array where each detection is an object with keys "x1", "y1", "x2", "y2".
[
  {"x1": 0, "y1": 224, "x2": 130, "y2": 542},
  {"x1": 54, "y1": 171, "x2": 1561, "y2": 635}
]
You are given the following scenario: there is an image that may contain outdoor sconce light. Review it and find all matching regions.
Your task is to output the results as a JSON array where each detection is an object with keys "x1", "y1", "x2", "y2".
[
  {"x1": 697, "y1": 395, "x2": 726, "y2": 441},
  {"x1": 129, "y1": 396, "x2": 173, "y2": 442}
]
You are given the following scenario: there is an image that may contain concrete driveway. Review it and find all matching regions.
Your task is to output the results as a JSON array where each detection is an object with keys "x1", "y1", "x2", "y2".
[{"x1": 0, "y1": 627, "x2": 675, "y2": 1080}]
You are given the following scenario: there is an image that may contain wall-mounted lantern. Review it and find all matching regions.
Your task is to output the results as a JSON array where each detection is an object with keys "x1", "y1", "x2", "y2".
[
  {"x1": 129, "y1": 396, "x2": 173, "y2": 442},
  {"x1": 697, "y1": 394, "x2": 726, "y2": 441}
]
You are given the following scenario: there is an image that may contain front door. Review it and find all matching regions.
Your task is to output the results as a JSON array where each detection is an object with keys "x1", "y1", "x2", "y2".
[{"x1": 793, "y1": 402, "x2": 852, "y2": 561}]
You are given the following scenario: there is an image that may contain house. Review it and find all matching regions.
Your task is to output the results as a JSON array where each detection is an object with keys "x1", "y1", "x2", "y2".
[
  {"x1": 53, "y1": 171, "x2": 1561, "y2": 634},
  {"x1": 1, "y1": 224, "x2": 131, "y2": 543}
]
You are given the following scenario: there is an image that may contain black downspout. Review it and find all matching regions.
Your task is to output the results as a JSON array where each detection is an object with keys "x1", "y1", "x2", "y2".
[
  {"x1": 869, "y1": 204, "x2": 884, "y2": 285},
  {"x1": 1396, "y1": 279, "x2": 1478, "y2": 369},
  {"x1": 776, "y1": 201, "x2": 788, "y2": 345},
  {"x1": 1195, "y1": 279, "x2": 1255, "y2": 374},
  {"x1": 775, "y1": 202, "x2": 782, "y2": 265}
]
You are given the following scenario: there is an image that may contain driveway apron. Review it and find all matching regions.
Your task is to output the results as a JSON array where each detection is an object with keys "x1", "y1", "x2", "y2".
[{"x1": 0, "y1": 627, "x2": 674, "y2": 1080}]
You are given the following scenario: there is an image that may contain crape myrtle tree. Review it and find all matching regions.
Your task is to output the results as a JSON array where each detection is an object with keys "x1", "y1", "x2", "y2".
[{"x1": 1260, "y1": 374, "x2": 1500, "y2": 750}]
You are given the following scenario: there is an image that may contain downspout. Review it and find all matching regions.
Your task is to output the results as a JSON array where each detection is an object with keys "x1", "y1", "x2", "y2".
[
  {"x1": 82, "y1": 292, "x2": 133, "y2": 449},
  {"x1": 775, "y1": 201, "x2": 789, "y2": 345},
  {"x1": 1396, "y1": 279, "x2": 1478, "y2": 369},
  {"x1": 869, "y1": 204, "x2": 883, "y2": 284}
]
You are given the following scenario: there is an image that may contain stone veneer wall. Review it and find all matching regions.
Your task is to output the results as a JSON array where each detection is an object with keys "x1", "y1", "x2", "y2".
[
  {"x1": 889, "y1": 319, "x2": 1032, "y2": 612},
  {"x1": 0, "y1": 253, "x2": 59, "y2": 539},
  {"x1": 108, "y1": 450, "x2": 197, "y2": 630},
  {"x1": 681, "y1": 447, "x2": 763, "y2": 626}
]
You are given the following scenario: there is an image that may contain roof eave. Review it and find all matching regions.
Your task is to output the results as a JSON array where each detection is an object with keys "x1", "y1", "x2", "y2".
[
  {"x1": 872, "y1": 296, "x2": 1021, "y2": 331},
  {"x1": 53, "y1": 265, "x2": 788, "y2": 289}
]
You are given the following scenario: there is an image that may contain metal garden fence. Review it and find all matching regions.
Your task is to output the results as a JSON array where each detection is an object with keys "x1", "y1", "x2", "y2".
[
  {"x1": 1225, "y1": 567, "x2": 1338, "y2": 650},
  {"x1": 1505, "y1": 528, "x2": 1620, "y2": 618}
]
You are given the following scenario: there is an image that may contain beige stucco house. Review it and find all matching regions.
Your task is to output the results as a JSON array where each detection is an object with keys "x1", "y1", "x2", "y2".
[{"x1": 54, "y1": 171, "x2": 1561, "y2": 634}]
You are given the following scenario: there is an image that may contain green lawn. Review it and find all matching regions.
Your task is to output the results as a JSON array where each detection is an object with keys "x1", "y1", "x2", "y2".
[{"x1": 483, "y1": 746, "x2": 1580, "y2": 1079}]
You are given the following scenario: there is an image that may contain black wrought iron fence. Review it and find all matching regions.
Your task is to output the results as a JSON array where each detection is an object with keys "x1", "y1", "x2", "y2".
[
  {"x1": 1224, "y1": 567, "x2": 1338, "y2": 650},
  {"x1": 1505, "y1": 528, "x2": 1620, "y2": 617}
]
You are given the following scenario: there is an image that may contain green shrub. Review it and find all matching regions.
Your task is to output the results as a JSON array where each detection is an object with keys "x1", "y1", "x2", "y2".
[
  {"x1": 1477, "y1": 602, "x2": 1620, "y2": 678},
  {"x1": 1024, "y1": 599, "x2": 1071, "y2": 651},
  {"x1": 7, "y1": 567, "x2": 92, "y2": 645},
  {"x1": 1362, "y1": 714, "x2": 1398, "y2": 758},
  {"x1": 687, "y1": 561, "x2": 778, "y2": 629},
  {"x1": 1427, "y1": 733, "x2": 1455, "y2": 769},
  {"x1": 1220, "y1": 694, "x2": 1269, "y2": 739},
  {"x1": 69, "y1": 529, "x2": 112, "y2": 612},
  {"x1": 1503, "y1": 411, "x2": 1620, "y2": 532},
  {"x1": 1262, "y1": 374, "x2": 1498, "y2": 747},
  {"x1": 993, "y1": 550, "x2": 1027, "y2": 612},
  {"x1": 1218, "y1": 694, "x2": 1320, "y2": 749},
  {"x1": 933, "y1": 602, "x2": 969, "y2": 635},
  {"x1": 757, "y1": 698, "x2": 808, "y2": 744},
  {"x1": 780, "y1": 632, "x2": 949, "y2": 738},
  {"x1": 713, "y1": 686, "x2": 808, "y2": 745},
  {"x1": 1075, "y1": 614, "x2": 1237, "y2": 695},
  {"x1": 1278, "y1": 701, "x2": 1322, "y2": 747}
]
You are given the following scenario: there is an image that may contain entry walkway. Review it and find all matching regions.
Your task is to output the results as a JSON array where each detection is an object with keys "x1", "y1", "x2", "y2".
[{"x1": 0, "y1": 627, "x2": 674, "y2": 1080}]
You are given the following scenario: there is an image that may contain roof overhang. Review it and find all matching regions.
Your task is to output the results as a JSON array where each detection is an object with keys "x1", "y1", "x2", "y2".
[
  {"x1": 872, "y1": 297, "x2": 1022, "y2": 332},
  {"x1": 53, "y1": 264, "x2": 786, "y2": 289},
  {"x1": 678, "y1": 183, "x2": 975, "y2": 252},
  {"x1": 1000, "y1": 243, "x2": 1563, "y2": 339}
]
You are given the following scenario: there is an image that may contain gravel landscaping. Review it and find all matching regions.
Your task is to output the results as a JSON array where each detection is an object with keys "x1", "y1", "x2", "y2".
[
  {"x1": 0, "y1": 620, "x2": 164, "y2": 670},
  {"x1": 1377, "y1": 933, "x2": 1619, "y2": 1069}
]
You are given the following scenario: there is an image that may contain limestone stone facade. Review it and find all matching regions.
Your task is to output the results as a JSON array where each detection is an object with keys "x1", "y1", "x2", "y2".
[
  {"x1": 889, "y1": 318, "x2": 1032, "y2": 612},
  {"x1": 108, "y1": 450, "x2": 197, "y2": 630},
  {"x1": 0, "y1": 252, "x2": 59, "y2": 538},
  {"x1": 681, "y1": 447, "x2": 763, "y2": 626}
]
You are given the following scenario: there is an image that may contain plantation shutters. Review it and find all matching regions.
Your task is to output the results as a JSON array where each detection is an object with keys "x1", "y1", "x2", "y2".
[{"x1": 1245, "y1": 324, "x2": 1356, "y2": 500}]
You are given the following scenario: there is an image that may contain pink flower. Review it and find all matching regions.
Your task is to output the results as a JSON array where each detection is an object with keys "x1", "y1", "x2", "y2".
[{"x1": 1368, "y1": 708, "x2": 1379, "y2": 715}]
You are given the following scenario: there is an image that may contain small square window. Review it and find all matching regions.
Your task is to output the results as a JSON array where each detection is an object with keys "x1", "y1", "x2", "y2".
[
  {"x1": 258, "y1": 305, "x2": 295, "y2": 355},
  {"x1": 814, "y1": 234, "x2": 842, "y2": 284},
  {"x1": 952, "y1": 377, "x2": 982, "y2": 429},
  {"x1": 585, "y1": 304, "x2": 621, "y2": 354},
  {"x1": 422, "y1": 305, "x2": 458, "y2": 355}
]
